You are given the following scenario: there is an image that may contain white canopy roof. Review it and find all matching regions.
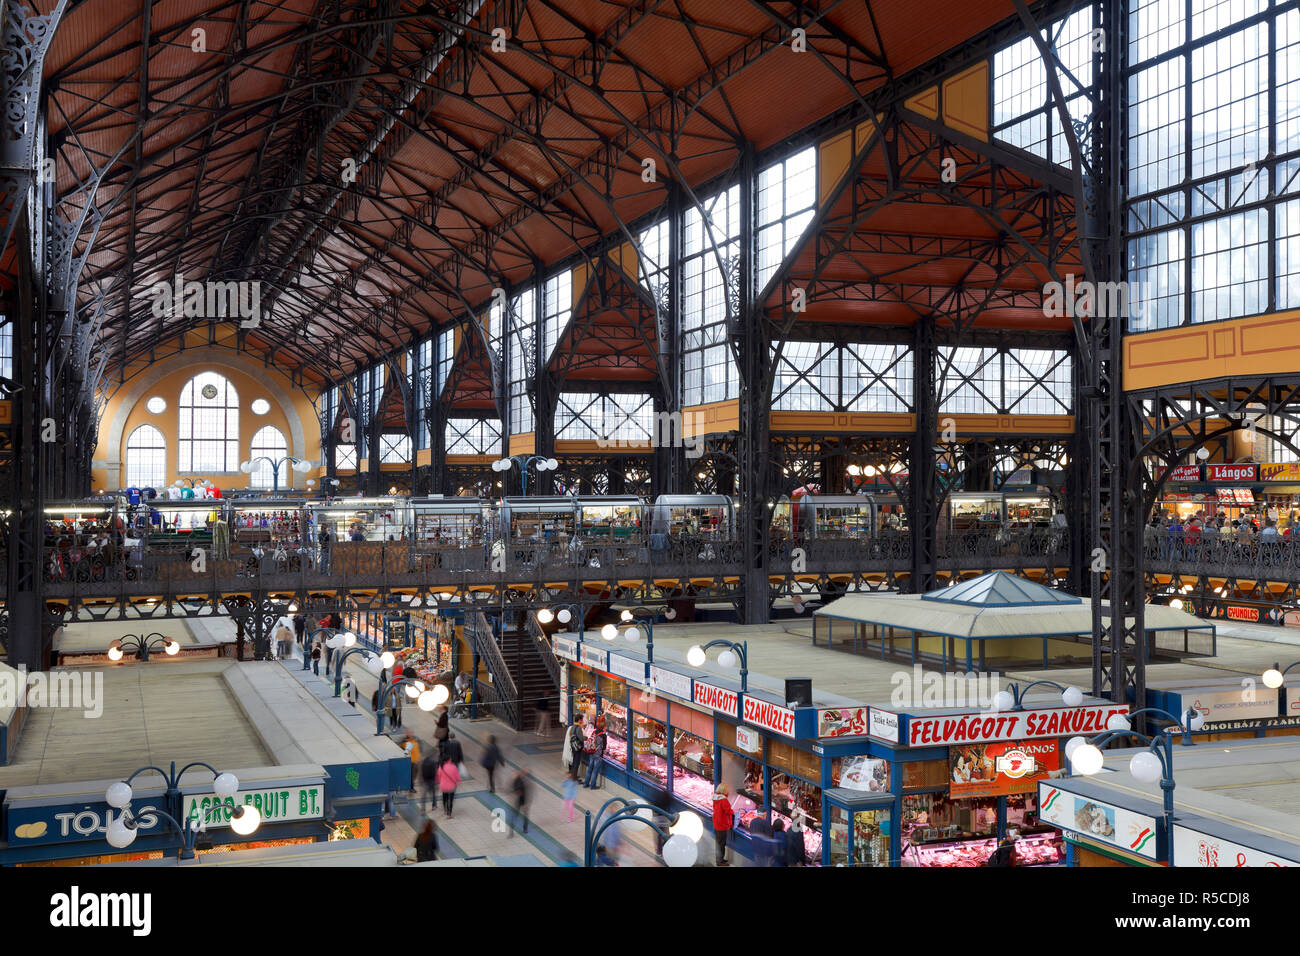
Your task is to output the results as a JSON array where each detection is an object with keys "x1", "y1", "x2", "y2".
[{"x1": 817, "y1": 574, "x2": 1213, "y2": 640}]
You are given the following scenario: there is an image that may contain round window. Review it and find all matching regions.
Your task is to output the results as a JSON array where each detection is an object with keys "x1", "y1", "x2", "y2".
[
  {"x1": 146, "y1": 396, "x2": 167, "y2": 414},
  {"x1": 201, "y1": 383, "x2": 219, "y2": 400},
  {"x1": 251, "y1": 398, "x2": 271, "y2": 415}
]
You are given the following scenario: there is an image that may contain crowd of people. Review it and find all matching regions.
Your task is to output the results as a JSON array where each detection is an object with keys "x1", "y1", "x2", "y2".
[{"x1": 1146, "y1": 508, "x2": 1300, "y2": 561}]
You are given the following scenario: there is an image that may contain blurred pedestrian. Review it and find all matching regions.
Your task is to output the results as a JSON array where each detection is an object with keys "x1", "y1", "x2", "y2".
[
  {"x1": 415, "y1": 818, "x2": 438, "y2": 862},
  {"x1": 535, "y1": 696, "x2": 552, "y2": 736},
  {"x1": 508, "y1": 770, "x2": 530, "y2": 836},
  {"x1": 480, "y1": 734, "x2": 502, "y2": 793},
  {"x1": 419, "y1": 751, "x2": 439, "y2": 812},
  {"x1": 562, "y1": 772, "x2": 578, "y2": 823},
  {"x1": 437, "y1": 756, "x2": 460, "y2": 818}
]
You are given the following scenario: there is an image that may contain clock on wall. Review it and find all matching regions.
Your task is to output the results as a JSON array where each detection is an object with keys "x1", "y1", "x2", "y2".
[{"x1": 201, "y1": 383, "x2": 218, "y2": 400}]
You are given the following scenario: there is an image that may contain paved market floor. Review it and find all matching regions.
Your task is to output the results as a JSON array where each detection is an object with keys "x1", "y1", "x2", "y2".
[{"x1": 301, "y1": 649, "x2": 705, "y2": 867}]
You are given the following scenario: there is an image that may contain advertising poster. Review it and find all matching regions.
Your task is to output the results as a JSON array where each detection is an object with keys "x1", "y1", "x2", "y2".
[
  {"x1": 837, "y1": 755, "x2": 890, "y2": 792},
  {"x1": 949, "y1": 740, "x2": 1060, "y2": 798}
]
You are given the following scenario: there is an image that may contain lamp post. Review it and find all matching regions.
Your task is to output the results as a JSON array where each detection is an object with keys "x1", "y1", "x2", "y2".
[
  {"x1": 1066, "y1": 706, "x2": 1205, "y2": 865},
  {"x1": 491, "y1": 455, "x2": 559, "y2": 497},
  {"x1": 103, "y1": 762, "x2": 260, "y2": 860},
  {"x1": 538, "y1": 603, "x2": 585, "y2": 641},
  {"x1": 601, "y1": 605, "x2": 674, "y2": 663},
  {"x1": 239, "y1": 455, "x2": 314, "y2": 494},
  {"x1": 685, "y1": 639, "x2": 749, "y2": 692},
  {"x1": 326, "y1": 634, "x2": 371, "y2": 695},
  {"x1": 990, "y1": 680, "x2": 1085, "y2": 712},
  {"x1": 375, "y1": 676, "x2": 447, "y2": 735},
  {"x1": 583, "y1": 796, "x2": 703, "y2": 868},
  {"x1": 107, "y1": 632, "x2": 181, "y2": 662},
  {"x1": 1261, "y1": 661, "x2": 1300, "y2": 715}
]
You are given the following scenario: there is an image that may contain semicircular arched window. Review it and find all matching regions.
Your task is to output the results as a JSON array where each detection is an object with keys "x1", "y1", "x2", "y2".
[
  {"x1": 179, "y1": 371, "x2": 239, "y2": 472},
  {"x1": 249, "y1": 425, "x2": 288, "y2": 490},
  {"x1": 125, "y1": 424, "x2": 167, "y2": 489}
]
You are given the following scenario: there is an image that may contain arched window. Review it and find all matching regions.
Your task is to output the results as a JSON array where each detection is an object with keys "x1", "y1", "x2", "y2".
[
  {"x1": 179, "y1": 371, "x2": 239, "y2": 472},
  {"x1": 249, "y1": 425, "x2": 288, "y2": 490},
  {"x1": 125, "y1": 424, "x2": 167, "y2": 489}
]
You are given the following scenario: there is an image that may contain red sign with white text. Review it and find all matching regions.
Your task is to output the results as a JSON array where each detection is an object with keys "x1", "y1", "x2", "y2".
[
  {"x1": 693, "y1": 680, "x2": 739, "y2": 718},
  {"x1": 742, "y1": 696, "x2": 797, "y2": 737},
  {"x1": 1206, "y1": 463, "x2": 1257, "y2": 482},
  {"x1": 906, "y1": 705, "x2": 1130, "y2": 746},
  {"x1": 1160, "y1": 465, "x2": 1202, "y2": 483}
]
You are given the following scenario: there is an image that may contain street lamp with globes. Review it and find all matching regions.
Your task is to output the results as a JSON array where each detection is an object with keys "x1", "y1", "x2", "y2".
[
  {"x1": 491, "y1": 455, "x2": 559, "y2": 497},
  {"x1": 1065, "y1": 706, "x2": 1204, "y2": 865},
  {"x1": 1261, "y1": 661, "x2": 1300, "y2": 715},
  {"x1": 685, "y1": 639, "x2": 749, "y2": 692},
  {"x1": 240, "y1": 455, "x2": 314, "y2": 494},
  {"x1": 103, "y1": 763, "x2": 260, "y2": 860}
]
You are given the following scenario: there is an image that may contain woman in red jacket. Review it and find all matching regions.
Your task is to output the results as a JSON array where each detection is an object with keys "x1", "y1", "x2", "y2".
[{"x1": 712, "y1": 783, "x2": 734, "y2": 867}]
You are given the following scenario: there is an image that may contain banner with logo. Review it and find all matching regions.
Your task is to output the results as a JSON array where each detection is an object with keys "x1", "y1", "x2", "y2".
[
  {"x1": 1173, "y1": 824, "x2": 1297, "y2": 867},
  {"x1": 818, "y1": 706, "x2": 869, "y2": 738},
  {"x1": 1038, "y1": 784, "x2": 1160, "y2": 860},
  {"x1": 1261, "y1": 462, "x2": 1300, "y2": 482},
  {"x1": 1158, "y1": 465, "x2": 1201, "y2": 483},
  {"x1": 949, "y1": 740, "x2": 1060, "y2": 798}
]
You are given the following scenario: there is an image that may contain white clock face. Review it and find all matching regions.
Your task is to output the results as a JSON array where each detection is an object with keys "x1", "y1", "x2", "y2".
[{"x1": 201, "y1": 383, "x2": 219, "y2": 400}]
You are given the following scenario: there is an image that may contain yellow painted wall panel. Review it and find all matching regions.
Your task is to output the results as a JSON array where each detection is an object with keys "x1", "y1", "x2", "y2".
[
  {"x1": 941, "y1": 62, "x2": 990, "y2": 142},
  {"x1": 1124, "y1": 311, "x2": 1300, "y2": 390}
]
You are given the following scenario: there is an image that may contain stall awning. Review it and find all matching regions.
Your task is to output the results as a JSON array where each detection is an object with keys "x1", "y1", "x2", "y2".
[{"x1": 816, "y1": 572, "x2": 1213, "y2": 640}]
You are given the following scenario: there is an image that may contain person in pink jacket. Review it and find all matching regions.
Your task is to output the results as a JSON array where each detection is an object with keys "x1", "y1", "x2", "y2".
[{"x1": 436, "y1": 757, "x2": 461, "y2": 818}]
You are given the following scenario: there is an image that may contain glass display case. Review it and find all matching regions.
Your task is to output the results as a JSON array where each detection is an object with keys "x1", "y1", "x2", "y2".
[
  {"x1": 902, "y1": 830, "x2": 1064, "y2": 867},
  {"x1": 827, "y1": 791, "x2": 893, "y2": 867},
  {"x1": 632, "y1": 714, "x2": 668, "y2": 786},
  {"x1": 1004, "y1": 495, "x2": 1054, "y2": 529},
  {"x1": 601, "y1": 700, "x2": 628, "y2": 766},
  {"x1": 670, "y1": 729, "x2": 715, "y2": 810}
]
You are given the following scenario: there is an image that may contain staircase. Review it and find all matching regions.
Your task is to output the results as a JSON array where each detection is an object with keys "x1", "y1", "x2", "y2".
[{"x1": 499, "y1": 620, "x2": 561, "y2": 732}]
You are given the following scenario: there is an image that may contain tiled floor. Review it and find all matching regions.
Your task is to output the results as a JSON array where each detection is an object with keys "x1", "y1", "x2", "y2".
[{"x1": 328, "y1": 656, "x2": 673, "y2": 867}]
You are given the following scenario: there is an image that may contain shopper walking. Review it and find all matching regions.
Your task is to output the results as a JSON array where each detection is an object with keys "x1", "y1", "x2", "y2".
[
  {"x1": 648, "y1": 786, "x2": 672, "y2": 855},
  {"x1": 343, "y1": 672, "x2": 358, "y2": 707},
  {"x1": 534, "y1": 695, "x2": 552, "y2": 736},
  {"x1": 712, "y1": 783, "x2": 734, "y2": 867},
  {"x1": 479, "y1": 734, "x2": 502, "y2": 794},
  {"x1": 414, "y1": 818, "x2": 438, "y2": 862},
  {"x1": 310, "y1": 639, "x2": 321, "y2": 675},
  {"x1": 508, "y1": 770, "x2": 530, "y2": 836},
  {"x1": 784, "y1": 817, "x2": 805, "y2": 866},
  {"x1": 582, "y1": 717, "x2": 607, "y2": 789},
  {"x1": 419, "y1": 752, "x2": 439, "y2": 812},
  {"x1": 294, "y1": 613, "x2": 306, "y2": 649},
  {"x1": 437, "y1": 756, "x2": 460, "y2": 818},
  {"x1": 562, "y1": 772, "x2": 578, "y2": 823},
  {"x1": 389, "y1": 689, "x2": 403, "y2": 730}
]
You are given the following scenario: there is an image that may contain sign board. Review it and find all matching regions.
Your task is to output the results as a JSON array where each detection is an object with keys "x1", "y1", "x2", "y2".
[
  {"x1": 648, "y1": 665, "x2": 692, "y2": 702},
  {"x1": 734, "y1": 725, "x2": 761, "y2": 753},
  {"x1": 1206, "y1": 463, "x2": 1258, "y2": 482},
  {"x1": 1173, "y1": 825, "x2": 1297, "y2": 868},
  {"x1": 906, "y1": 704, "x2": 1130, "y2": 746},
  {"x1": 693, "y1": 679, "x2": 739, "y2": 719},
  {"x1": 559, "y1": 665, "x2": 569, "y2": 724},
  {"x1": 1290, "y1": 686, "x2": 1300, "y2": 715},
  {"x1": 949, "y1": 740, "x2": 1060, "y2": 798},
  {"x1": 6, "y1": 799, "x2": 168, "y2": 847},
  {"x1": 1037, "y1": 784, "x2": 1160, "y2": 860},
  {"x1": 742, "y1": 695, "x2": 797, "y2": 737},
  {"x1": 606, "y1": 653, "x2": 646, "y2": 683},
  {"x1": 817, "y1": 706, "x2": 870, "y2": 739},
  {"x1": 579, "y1": 644, "x2": 608, "y2": 671},
  {"x1": 869, "y1": 708, "x2": 900, "y2": 743},
  {"x1": 183, "y1": 784, "x2": 324, "y2": 830},
  {"x1": 1169, "y1": 686, "x2": 1279, "y2": 724},
  {"x1": 1261, "y1": 462, "x2": 1300, "y2": 482},
  {"x1": 1226, "y1": 605, "x2": 1260, "y2": 622},
  {"x1": 552, "y1": 636, "x2": 579, "y2": 662},
  {"x1": 1159, "y1": 465, "x2": 1201, "y2": 483}
]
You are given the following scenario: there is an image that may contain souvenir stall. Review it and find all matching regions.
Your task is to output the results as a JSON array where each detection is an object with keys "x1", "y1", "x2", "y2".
[{"x1": 407, "y1": 609, "x2": 457, "y2": 671}]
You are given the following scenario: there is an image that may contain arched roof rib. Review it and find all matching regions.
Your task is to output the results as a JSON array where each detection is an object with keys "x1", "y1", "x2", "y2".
[{"x1": 28, "y1": 0, "x2": 1085, "y2": 386}]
